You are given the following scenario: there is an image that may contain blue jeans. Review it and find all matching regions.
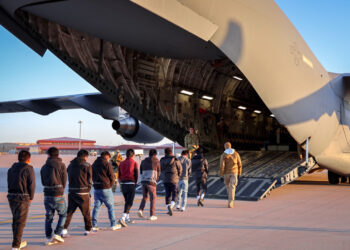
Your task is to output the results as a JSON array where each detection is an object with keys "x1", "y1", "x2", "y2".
[
  {"x1": 176, "y1": 180, "x2": 189, "y2": 208},
  {"x1": 44, "y1": 196, "x2": 67, "y2": 239},
  {"x1": 92, "y1": 188, "x2": 116, "y2": 227}
]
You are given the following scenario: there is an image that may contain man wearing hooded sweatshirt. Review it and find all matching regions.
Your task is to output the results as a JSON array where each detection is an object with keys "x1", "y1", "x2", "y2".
[
  {"x1": 138, "y1": 149, "x2": 160, "y2": 220},
  {"x1": 118, "y1": 149, "x2": 139, "y2": 227},
  {"x1": 219, "y1": 142, "x2": 242, "y2": 208},
  {"x1": 92, "y1": 151, "x2": 121, "y2": 231},
  {"x1": 62, "y1": 150, "x2": 93, "y2": 237},
  {"x1": 191, "y1": 148, "x2": 208, "y2": 207},
  {"x1": 160, "y1": 147, "x2": 182, "y2": 216},
  {"x1": 40, "y1": 147, "x2": 67, "y2": 245},
  {"x1": 7, "y1": 150, "x2": 35, "y2": 250}
]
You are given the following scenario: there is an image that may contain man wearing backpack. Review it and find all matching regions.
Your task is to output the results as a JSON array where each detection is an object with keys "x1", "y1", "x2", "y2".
[
  {"x1": 219, "y1": 142, "x2": 242, "y2": 208},
  {"x1": 160, "y1": 147, "x2": 182, "y2": 216}
]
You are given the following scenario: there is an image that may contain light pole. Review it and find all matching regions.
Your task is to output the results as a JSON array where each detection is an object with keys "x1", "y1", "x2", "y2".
[{"x1": 78, "y1": 120, "x2": 82, "y2": 151}]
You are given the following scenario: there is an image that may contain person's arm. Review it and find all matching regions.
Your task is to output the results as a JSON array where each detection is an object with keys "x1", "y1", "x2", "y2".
[
  {"x1": 134, "y1": 162, "x2": 139, "y2": 184},
  {"x1": 188, "y1": 159, "x2": 192, "y2": 176},
  {"x1": 156, "y1": 161, "x2": 161, "y2": 181},
  {"x1": 62, "y1": 163, "x2": 67, "y2": 189},
  {"x1": 237, "y1": 152, "x2": 242, "y2": 176},
  {"x1": 40, "y1": 167, "x2": 45, "y2": 186},
  {"x1": 219, "y1": 154, "x2": 225, "y2": 176},
  {"x1": 184, "y1": 135, "x2": 188, "y2": 149},
  {"x1": 88, "y1": 164, "x2": 93, "y2": 189},
  {"x1": 177, "y1": 160, "x2": 182, "y2": 177},
  {"x1": 27, "y1": 167, "x2": 36, "y2": 202},
  {"x1": 140, "y1": 161, "x2": 144, "y2": 175},
  {"x1": 107, "y1": 162, "x2": 115, "y2": 184},
  {"x1": 204, "y1": 159, "x2": 209, "y2": 174}
]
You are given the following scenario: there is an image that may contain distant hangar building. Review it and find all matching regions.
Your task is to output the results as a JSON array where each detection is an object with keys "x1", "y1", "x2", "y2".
[{"x1": 16, "y1": 137, "x2": 115, "y2": 154}]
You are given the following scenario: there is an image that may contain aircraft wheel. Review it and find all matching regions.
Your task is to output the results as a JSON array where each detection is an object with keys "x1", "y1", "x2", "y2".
[
  {"x1": 328, "y1": 171, "x2": 340, "y2": 185},
  {"x1": 341, "y1": 176, "x2": 348, "y2": 183}
]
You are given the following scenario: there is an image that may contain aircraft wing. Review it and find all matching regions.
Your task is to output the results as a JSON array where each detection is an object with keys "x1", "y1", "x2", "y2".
[{"x1": 0, "y1": 93, "x2": 119, "y2": 120}]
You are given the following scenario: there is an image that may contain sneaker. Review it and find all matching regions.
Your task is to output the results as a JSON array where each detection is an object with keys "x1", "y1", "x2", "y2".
[
  {"x1": 197, "y1": 199, "x2": 201, "y2": 207},
  {"x1": 149, "y1": 216, "x2": 158, "y2": 221},
  {"x1": 181, "y1": 207, "x2": 186, "y2": 212},
  {"x1": 167, "y1": 205, "x2": 173, "y2": 216},
  {"x1": 111, "y1": 224, "x2": 122, "y2": 230},
  {"x1": 119, "y1": 218, "x2": 127, "y2": 227},
  {"x1": 199, "y1": 199, "x2": 204, "y2": 207},
  {"x1": 92, "y1": 227, "x2": 100, "y2": 232},
  {"x1": 45, "y1": 238, "x2": 56, "y2": 246},
  {"x1": 125, "y1": 218, "x2": 135, "y2": 224},
  {"x1": 53, "y1": 234, "x2": 64, "y2": 243},
  {"x1": 138, "y1": 210, "x2": 144, "y2": 218},
  {"x1": 176, "y1": 206, "x2": 180, "y2": 210},
  {"x1": 84, "y1": 230, "x2": 95, "y2": 236},
  {"x1": 19, "y1": 241, "x2": 27, "y2": 248},
  {"x1": 61, "y1": 229, "x2": 69, "y2": 238}
]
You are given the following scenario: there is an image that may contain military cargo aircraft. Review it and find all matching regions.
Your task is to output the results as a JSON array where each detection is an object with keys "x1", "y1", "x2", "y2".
[{"x1": 1, "y1": 0, "x2": 349, "y2": 186}]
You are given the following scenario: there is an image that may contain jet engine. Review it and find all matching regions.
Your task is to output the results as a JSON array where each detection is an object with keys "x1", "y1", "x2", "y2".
[{"x1": 112, "y1": 117, "x2": 164, "y2": 143}]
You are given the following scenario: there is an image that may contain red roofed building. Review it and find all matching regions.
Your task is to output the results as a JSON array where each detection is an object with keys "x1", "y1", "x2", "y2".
[{"x1": 16, "y1": 137, "x2": 117, "y2": 155}]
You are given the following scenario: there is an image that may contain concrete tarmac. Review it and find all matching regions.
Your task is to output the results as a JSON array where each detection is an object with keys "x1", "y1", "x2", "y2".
[{"x1": 1, "y1": 174, "x2": 350, "y2": 250}]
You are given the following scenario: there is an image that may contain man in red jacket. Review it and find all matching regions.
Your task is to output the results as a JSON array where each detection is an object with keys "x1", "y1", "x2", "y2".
[{"x1": 118, "y1": 149, "x2": 139, "y2": 227}]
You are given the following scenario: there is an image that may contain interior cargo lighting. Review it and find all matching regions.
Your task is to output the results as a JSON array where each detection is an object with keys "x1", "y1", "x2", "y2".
[
  {"x1": 180, "y1": 90, "x2": 194, "y2": 96},
  {"x1": 254, "y1": 110, "x2": 261, "y2": 114},
  {"x1": 233, "y1": 76, "x2": 243, "y2": 81},
  {"x1": 201, "y1": 95, "x2": 214, "y2": 100},
  {"x1": 238, "y1": 106, "x2": 246, "y2": 110},
  {"x1": 270, "y1": 114, "x2": 275, "y2": 117}
]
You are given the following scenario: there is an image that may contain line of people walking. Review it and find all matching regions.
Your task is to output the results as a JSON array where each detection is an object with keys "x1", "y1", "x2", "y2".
[{"x1": 7, "y1": 141, "x2": 242, "y2": 249}]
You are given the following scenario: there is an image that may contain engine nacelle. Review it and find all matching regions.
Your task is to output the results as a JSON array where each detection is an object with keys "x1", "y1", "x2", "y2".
[{"x1": 112, "y1": 117, "x2": 164, "y2": 143}]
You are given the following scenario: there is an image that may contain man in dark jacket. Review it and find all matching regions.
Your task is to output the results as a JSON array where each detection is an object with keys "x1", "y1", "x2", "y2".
[
  {"x1": 62, "y1": 150, "x2": 92, "y2": 237},
  {"x1": 92, "y1": 151, "x2": 121, "y2": 231},
  {"x1": 40, "y1": 147, "x2": 67, "y2": 245},
  {"x1": 160, "y1": 147, "x2": 182, "y2": 216},
  {"x1": 118, "y1": 149, "x2": 139, "y2": 227},
  {"x1": 191, "y1": 148, "x2": 209, "y2": 207},
  {"x1": 138, "y1": 149, "x2": 160, "y2": 220},
  {"x1": 7, "y1": 150, "x2": 35, "y2": 250}
]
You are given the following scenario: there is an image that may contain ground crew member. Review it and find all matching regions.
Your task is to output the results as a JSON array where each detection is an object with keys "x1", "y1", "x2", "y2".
[
  {"x1": 138, "y1": 149, "x2": 161, "y2": 221},
  {"x1": 62, "y1": 150, "x2": 93, "y2": 237},
  {"x1": 92, "y1": 151, "x2": 121, "y2": 231},
  {"x1": 219, "y1": 142, "x2": 242, "y2": 208},
  {"x1": 191, "y1": 148, "x2": 208, "y2": 207},
  {"x1": 7, "y1": 150, "x2": 35, "y2": 250},
  {"x1": 119, "y1": 149, "x2": 139, "y2": 227},
  {"x1": 40, "y1": 147, "x2": 67, "y2": 245},
  {"x1": 176, "y1": 150, "x2": 191, "y2": 212},
  {"x1": 184, "y1": 127, "x2": 199, "y2": 158},
  {"x1": 160, "y1": 147, "x2": 182, "y2": 216},
  {"x1": 110, "y1": 150, "x2": 123, "y2": 192}
]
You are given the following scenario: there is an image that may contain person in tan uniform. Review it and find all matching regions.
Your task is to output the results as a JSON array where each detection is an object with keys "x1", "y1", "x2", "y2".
[
  {"x1": 110, "y1": 150, "x2": 123, "y2": 192},
  {"x1": 184, "y1": 127, "x2": 199, "y2": 159},
  {"x1": 219, "y1": 142, "x2": 242, "y2": 208}
]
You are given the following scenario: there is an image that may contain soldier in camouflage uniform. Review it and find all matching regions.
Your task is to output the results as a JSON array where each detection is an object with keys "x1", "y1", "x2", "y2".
[
  {"x1": 184, "y1": 128, "x2": 199, "y2": 159},
  {"x1": 110, "y1": 150, "x2": 123, "y2": 192}
]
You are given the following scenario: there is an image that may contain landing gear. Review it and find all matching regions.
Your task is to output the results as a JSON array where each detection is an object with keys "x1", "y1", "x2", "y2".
[{"x1": 328, "y1": 171, "x2": 340, "y2": 185}]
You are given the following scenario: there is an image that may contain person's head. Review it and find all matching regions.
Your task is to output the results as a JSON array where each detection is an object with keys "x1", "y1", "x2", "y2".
[
  {"x1": 149, "y1": 149, "x2": 157, "y2": 157},
  {"x1": 164, "y1": 147, "x2": 173, "y2": 156},
  {"x1": 189, "y1": 127, "x2": 194, "y2": 134},
  {"x1": 195, "y1": 148, "x2": 203, "y2": 157},
  {"x1": 181, "y1": 150, "x2": 189, "y2": 156},
  {"x1": 77, "y1": 149, "x2": 89, "y2": 161},
  {"x1": 224, "y1": 142, "x2": 231, "y2": 149},
  {"x1": 47, "y1": 147, "x2": 59, "y2": 158},
  {"x1": 101, "y1": 151, "x2": 111, "y2": 161},
  {"x1": 18, "y1": 150, "x2": 31, "y2": 164},
  {"x1": 117, "y1": 150, "x2": 120, "y2": 155},
  {"x1": 126, "y1": 149, "x2": 135, "y2": 158}
]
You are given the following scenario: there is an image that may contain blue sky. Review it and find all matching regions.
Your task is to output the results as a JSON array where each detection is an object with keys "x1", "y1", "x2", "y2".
[{"x1": 0, "y1": 1, "x2": 349, "y2": 145}]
